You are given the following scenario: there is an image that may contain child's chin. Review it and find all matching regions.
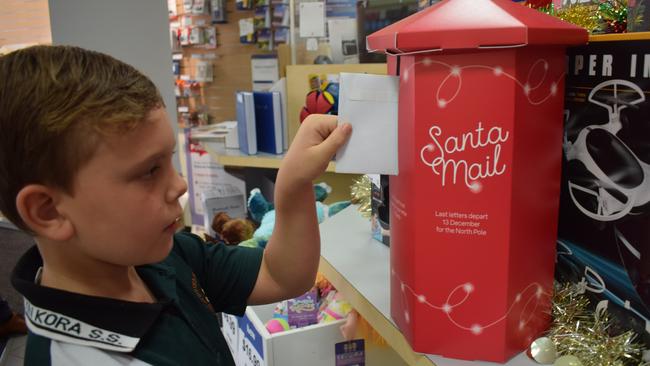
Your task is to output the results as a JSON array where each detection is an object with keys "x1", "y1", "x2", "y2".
[
  {"x1": 142, "y1": 240, "x2": 174, "y2": 264},
  {"x1": 156, "y1": 240, "x2": 174, "y2": 260}
]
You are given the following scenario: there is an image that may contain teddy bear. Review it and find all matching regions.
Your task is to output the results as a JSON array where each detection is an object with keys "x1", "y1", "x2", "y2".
[{"x1": 204, "y1": 212, "x2": 255, "y2": 245}]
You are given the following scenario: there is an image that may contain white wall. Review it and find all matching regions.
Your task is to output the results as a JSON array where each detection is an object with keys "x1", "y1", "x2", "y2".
[{"x1": 48, "y1": 0, "x2": 179, "y2": 169}]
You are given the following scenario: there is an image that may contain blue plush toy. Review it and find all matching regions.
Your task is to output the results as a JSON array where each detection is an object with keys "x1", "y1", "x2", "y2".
[
  {"x1": 247, "y1": 188, "x2": 274, "y2": 223},
  {"x1": 239, "y1": 183, "x2": 350, "y2": 248}
]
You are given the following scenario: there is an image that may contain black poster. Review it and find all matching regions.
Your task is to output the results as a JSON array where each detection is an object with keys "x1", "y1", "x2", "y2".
[{"x1": 558, "y1": 40, "x2": 650, "y2": 345}]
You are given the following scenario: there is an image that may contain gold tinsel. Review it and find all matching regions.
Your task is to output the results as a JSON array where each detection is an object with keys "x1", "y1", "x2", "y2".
[
  {"x1": 547, "y1": 283, "x2": 647, "y2": 366},
  {"x1": 350, "y1": 175, "x2": 372, "y2": 218},
  {"x1": 535, "y1": 3, "x2": 600, "y2": 33},
  {"x1": 535, "y1": 1, "x2": 629, "y2": 34},
  {"x1": 557, "y1": 4, "x2": 601, "y2": 33}
]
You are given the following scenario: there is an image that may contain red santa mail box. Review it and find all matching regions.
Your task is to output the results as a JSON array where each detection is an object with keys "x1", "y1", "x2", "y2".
[{"x1": 366, "y1": 0, "x2": 587, "y2": 362}]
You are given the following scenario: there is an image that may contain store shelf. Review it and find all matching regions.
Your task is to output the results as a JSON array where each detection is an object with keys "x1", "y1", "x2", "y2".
[
  {"x1": 200, "y1": 141, "x2": 336, "y2": 172},
  {"x1": 318, "y1": 205, "x2": 538, "y2": 366}
]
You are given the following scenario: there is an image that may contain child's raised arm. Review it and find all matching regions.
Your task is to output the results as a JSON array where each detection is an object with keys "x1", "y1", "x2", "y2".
[{"x1": 247, "y1": 114, "x2": 352, "y2": 304}]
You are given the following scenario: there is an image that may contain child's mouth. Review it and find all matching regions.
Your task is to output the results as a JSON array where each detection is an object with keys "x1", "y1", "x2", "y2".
[{"x1": 164, "y1": 217, "x2": 180, "y2": 232}]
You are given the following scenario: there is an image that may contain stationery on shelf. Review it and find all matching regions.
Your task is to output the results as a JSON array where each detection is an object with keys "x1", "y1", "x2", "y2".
[
  {"x1": 251, "y1": 54, "x2": 279, "y2": 91},
  {"x1": 253, "y1": 91, "x2": 283, "y2": 155},
  {"x1": 299, "y1": 2, "x2": 325, "y2": 38},
  {"x1": 236, "y1": 91, "x2": 258, "y2": 155},
  {"x1": 190, "y1": 121, "x2": 239, "y2": 150},
  {"x1": 269, "y1": 78, "x2": 288, "y2": 150},
  {"x1": 239, "y1": 18, "x2": 256, "y2": 43}
]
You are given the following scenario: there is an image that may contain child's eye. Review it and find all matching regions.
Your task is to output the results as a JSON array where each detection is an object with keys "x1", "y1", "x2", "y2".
[{"x1": 143, "y1": 165, "x2": 160, "y2": 179}]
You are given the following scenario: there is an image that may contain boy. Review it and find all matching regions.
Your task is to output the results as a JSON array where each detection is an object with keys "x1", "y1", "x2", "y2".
[{"x1": 0, "y1": 45, "x2": 351, "y2": 365}]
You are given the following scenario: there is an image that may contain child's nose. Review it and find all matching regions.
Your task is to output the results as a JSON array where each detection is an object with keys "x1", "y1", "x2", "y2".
[{"x1": 167, "y1": 172, "x2": 188, "y2": 203}]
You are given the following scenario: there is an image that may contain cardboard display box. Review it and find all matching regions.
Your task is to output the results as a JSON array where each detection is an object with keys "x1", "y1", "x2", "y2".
[
  {"x1": 366, "y1": 0, "x2": 587, "y2": 362},
  {"x1": 223, "y1": 304, "x2": 346, "y2": 366}
]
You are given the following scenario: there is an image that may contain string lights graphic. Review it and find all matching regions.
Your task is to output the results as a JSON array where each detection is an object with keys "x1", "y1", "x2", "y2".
[
  {"x1": 402, "y1": 57, "x2": 563, "y2": 107},
  {"x1": 393, "y1": 269, "x2": 548, "y2": 335}
]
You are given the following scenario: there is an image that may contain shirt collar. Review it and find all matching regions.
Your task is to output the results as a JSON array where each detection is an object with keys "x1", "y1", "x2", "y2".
[{"x1": 11, "y1": 246, "x2": 175, "y2": 353}]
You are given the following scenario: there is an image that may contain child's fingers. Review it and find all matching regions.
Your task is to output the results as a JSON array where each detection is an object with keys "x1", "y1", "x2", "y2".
[
  {"x1": 302, "y1": 114, "x2": 339, "y2": 139},
  {"x1": 316, "y1": 122, "x2": 352, "y2": 158}
]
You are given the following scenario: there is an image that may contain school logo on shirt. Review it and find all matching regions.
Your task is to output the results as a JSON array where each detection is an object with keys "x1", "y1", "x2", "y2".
[{"x1": 191, "y1": 272, "x2": 216, "y2": 313}]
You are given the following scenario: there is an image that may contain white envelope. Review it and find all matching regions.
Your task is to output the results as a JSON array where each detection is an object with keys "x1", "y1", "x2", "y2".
[{"x1": 335, "y1": 73, "x2": 399, "y2": 175}]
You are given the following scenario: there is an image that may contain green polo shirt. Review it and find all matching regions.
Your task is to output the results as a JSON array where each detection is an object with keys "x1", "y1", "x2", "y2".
[{"x1": 11, "y1": 232, "x2": 264, "y2": 365}]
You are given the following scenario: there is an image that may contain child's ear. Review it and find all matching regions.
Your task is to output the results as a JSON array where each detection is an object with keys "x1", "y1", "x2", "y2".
[{"x1": 16, "y1": 184, "x2": 74, "y2": 241}]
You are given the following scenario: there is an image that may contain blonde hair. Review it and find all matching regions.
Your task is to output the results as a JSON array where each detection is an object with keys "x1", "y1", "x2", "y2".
[{"x1": 0, "y1": 45, "x2": 164, "y2": 232}]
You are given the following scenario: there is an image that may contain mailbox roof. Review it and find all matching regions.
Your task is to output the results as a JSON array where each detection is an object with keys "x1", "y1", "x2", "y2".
[{"x1": 366, "y1": 0, "x2": 588, "y2": 55}]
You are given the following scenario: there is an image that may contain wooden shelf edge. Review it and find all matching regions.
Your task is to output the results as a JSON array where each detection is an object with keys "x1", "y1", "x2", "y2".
[
  {"x1": 201, "y1": 142, "x2": 282, "y2": 169},
  {"x1": 201, "y1": 141, "x2": 337, "y2": 171},
  {"x1": 589, "y1": 32, "x2": 650, "y2": 42},
  {"x1": 318, "y1": 256, "x2": 436, "y2": 366},
  {"x1": 218, "y1": 154, "x2": 283, "y2": 169}
]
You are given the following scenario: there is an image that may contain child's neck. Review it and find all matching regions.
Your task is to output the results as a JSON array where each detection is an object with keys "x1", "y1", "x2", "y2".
[
  {"x1": 40, "y1": 265, "x2": 155, "y2": 303},
  {"x1": 37, "y1": 244, "x2": 155, "y2": 303}
]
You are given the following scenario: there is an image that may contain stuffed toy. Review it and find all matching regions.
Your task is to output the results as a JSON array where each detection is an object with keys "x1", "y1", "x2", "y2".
[
  {"x1": 299, "y1": 76, "x2": 340, "y2": 123},
  {"x1": 318, "y1": 291, "x2": 352, "y2": 323},
  {"x1": 239, "y1": 183, "x2": 351, "y2": 248},
  {"x1": 205, "y1": 212, "x2": 255, "y2": 245},
  {"x1": 316, "y1": 275, "x2": 387, "y2": 346},
  {"x1": 247, "y1": 188, "x2": 273, "y2": 223}
]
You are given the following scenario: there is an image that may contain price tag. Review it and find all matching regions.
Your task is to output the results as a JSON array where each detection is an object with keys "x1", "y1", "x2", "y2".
[
  {"x1": 238, "y1": 314, "x2": 264, "y2": 366},
  {"x1": 221, "y1": 313, "x2": 239, "y2": 355},
  {"x1": 335, "y1": 339, "x2": 365, "y2": 366}
]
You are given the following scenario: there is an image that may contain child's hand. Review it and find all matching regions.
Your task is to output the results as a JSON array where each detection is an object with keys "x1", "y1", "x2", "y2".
[{"x1": 279, "y1": 114, "x2": 352, "y2": 185}]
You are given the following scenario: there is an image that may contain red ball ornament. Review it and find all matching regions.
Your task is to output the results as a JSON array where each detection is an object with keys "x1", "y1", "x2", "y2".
[{"x1": 525, "y1": 0, "x2": 551, "y2": 9}]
